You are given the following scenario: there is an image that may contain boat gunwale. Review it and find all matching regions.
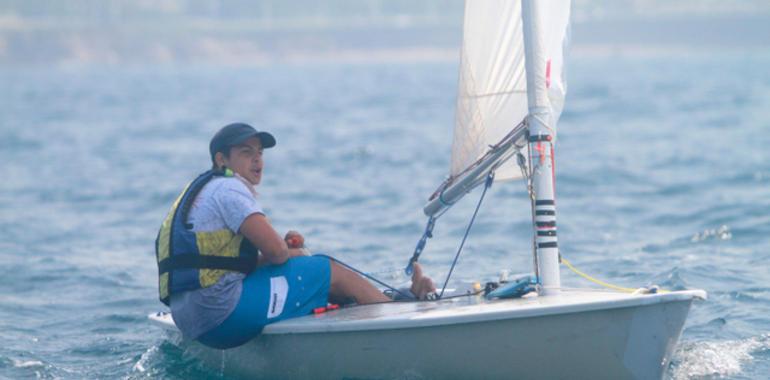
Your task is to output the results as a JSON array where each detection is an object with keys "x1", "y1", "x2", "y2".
[{"x1": 149, "y1": 289, "x2": 706, "y2": 335}]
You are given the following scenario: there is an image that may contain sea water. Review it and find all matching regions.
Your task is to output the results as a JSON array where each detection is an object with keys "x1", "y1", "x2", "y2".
[{"x1": 1, "y1": 52, "x2": 769, "y2": 379}]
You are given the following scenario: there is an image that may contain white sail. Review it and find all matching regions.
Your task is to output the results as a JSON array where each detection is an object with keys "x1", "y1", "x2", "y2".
[{"x1": 450, "y1": 0, "x2": 571, "y2": 181}]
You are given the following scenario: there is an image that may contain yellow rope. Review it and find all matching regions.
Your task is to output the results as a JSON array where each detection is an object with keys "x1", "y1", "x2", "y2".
[{"x1": 560, "y1": 257, "x2": 640, "y2": 293}]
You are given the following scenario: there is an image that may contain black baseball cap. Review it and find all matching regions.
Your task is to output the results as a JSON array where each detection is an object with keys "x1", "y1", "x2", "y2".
[{"x1": 209, "y1": 122, "x2": 276, "y2": 162}]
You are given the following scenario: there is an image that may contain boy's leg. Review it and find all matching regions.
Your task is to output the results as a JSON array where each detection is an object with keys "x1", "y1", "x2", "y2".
[
  {"x1": 328, "y1": 261, "x2": 436, "y2": 304},
  {"x1": 329, "y1": 262, "x2": 390, "y2": 304}
]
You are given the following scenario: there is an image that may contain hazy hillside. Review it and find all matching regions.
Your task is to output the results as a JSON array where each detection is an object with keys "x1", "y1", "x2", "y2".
[{"x1": 0, "y1": 0, "x2": 768, "y2": 65}]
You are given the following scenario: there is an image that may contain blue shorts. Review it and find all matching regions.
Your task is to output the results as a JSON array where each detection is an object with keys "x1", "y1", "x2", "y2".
[{"x1": 198, "y1": 255, "x2": 331, "y2": 349}]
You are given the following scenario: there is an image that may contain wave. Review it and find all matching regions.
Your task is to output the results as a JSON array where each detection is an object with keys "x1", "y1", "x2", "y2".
[{"x1": 669, "y1": 334, "x2": 770, "y2": 379}]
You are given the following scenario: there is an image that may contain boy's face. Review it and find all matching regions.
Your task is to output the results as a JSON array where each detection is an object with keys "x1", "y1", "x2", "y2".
[{"x1": 222, "y1": 137, "x2": 264, "y2": 185}]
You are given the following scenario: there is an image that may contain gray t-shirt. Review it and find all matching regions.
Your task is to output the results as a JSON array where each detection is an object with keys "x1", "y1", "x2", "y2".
[{"x1": 169, "y1": 175, "x2": 264, "y2": 340}]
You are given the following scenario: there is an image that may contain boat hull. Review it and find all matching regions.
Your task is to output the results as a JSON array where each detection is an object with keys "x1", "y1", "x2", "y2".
[{"x1": 152, "y1": 290, "x2": 701, "y2": 379}]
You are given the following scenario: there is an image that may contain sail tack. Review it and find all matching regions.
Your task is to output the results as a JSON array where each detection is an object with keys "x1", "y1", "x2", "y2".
[{"x1": 450, "y1": 0, "x2": 571, "y2": 182}]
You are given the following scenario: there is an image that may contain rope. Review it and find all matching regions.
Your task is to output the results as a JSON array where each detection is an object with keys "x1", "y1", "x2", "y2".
[
  {"x1": 518, "y1": 151, "x2": 540, "y2": 282},
  {"x1": 364, "y1": 266, "x2": 407, "y2": 277},
  {"x1": 560, "y1": 256, "x2": 668, "y2": 294},
  {"x1": 438, "y1": 172, "x2": 495, "y2": 298}
]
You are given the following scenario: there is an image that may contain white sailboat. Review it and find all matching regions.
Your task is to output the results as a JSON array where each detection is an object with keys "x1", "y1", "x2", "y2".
[{"x1": 149, "y1": 1, "x2": 706, "y2": 378}]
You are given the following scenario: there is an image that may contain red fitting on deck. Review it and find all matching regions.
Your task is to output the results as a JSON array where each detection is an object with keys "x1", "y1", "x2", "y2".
[{"x1": 313, "y1": 303, "x2": 340, "y2": 315}]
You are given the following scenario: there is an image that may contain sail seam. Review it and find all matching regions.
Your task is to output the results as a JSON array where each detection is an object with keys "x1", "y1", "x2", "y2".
[{"x1": 462, "y1": 90, "x2": 527, "y2": 99}]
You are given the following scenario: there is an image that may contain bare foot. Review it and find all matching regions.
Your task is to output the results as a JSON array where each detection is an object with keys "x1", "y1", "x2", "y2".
[{"x1": 410, "y1": 263, "x2": 436, "y2": 300}]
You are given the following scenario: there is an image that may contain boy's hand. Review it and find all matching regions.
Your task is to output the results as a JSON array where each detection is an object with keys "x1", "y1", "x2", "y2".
[{"x1": 285, "y1": 230, "x2": 304, "y2": 249}]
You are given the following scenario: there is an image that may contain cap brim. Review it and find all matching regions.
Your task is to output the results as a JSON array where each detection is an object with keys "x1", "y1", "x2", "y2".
[
  {"x1": 231, "y1": 131, "x2": 276, "y2": 149},
  {"x1": 256, "y1": 131, "x2": 276, "y2": 148}
]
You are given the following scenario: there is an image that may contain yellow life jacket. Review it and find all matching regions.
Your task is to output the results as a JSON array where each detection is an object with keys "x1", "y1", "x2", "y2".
[{"x1": 155, "y1": 169, "x2": 258, "y2": 306}]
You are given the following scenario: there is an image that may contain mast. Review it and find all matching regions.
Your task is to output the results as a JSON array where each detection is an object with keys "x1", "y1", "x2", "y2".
[{"x1": 522, "y1": 0, "x2": 561, "y2": 295}]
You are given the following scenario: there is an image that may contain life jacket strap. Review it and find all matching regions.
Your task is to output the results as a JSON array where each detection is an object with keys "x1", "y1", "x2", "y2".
[
  {"x1": 158, "y1": 254, "x2": 255, "y2": 275},
  {"x1": 178, "y1": 169, "x2": 227, "y2": 230}
]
